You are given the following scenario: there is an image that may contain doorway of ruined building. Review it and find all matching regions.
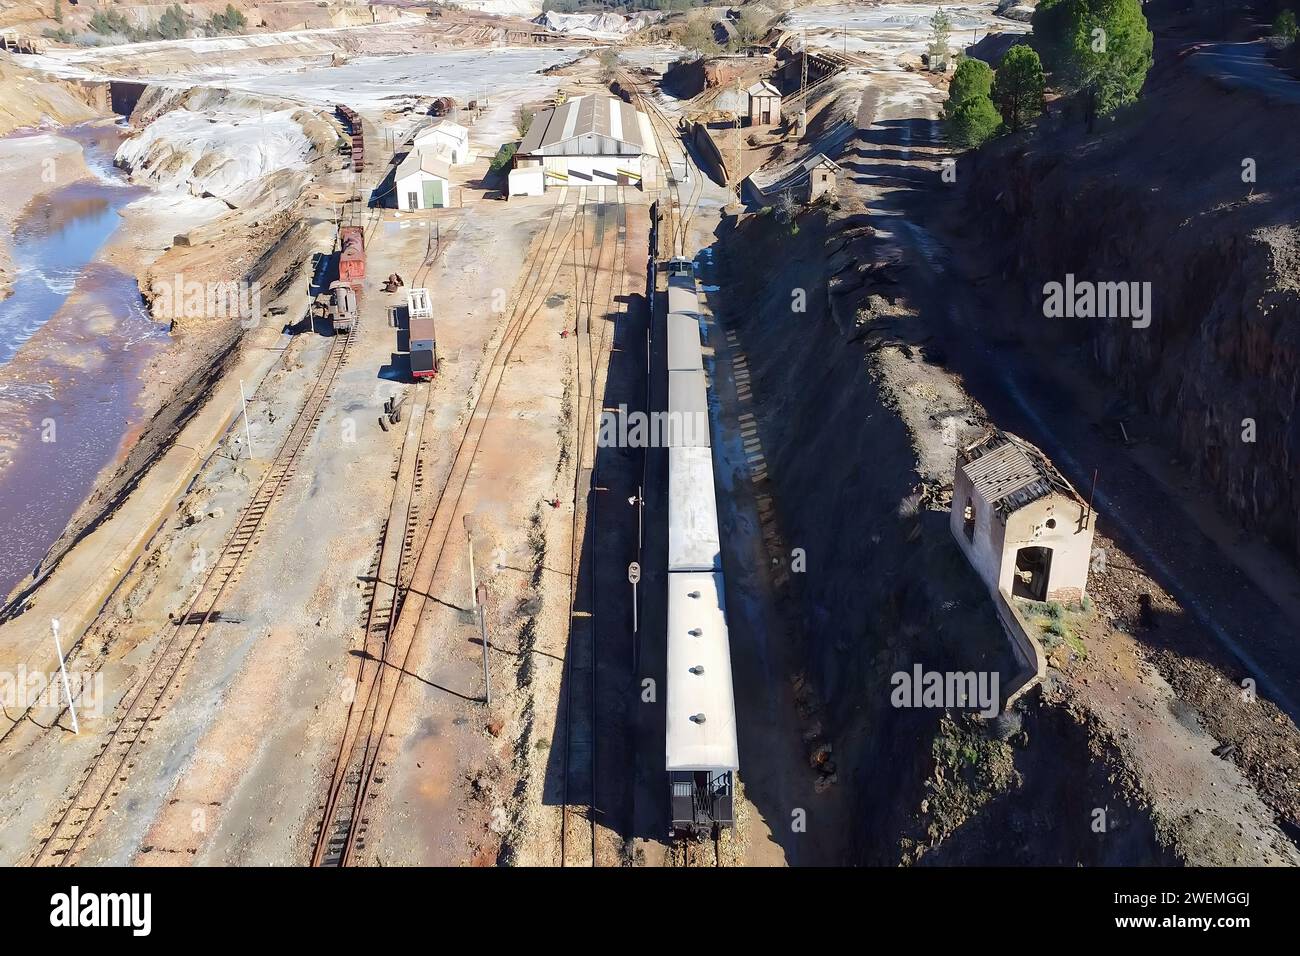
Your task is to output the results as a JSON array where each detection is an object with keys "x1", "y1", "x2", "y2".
[{"x1": 1013, "y1": 546, "x2": 1053, "y2": 602}]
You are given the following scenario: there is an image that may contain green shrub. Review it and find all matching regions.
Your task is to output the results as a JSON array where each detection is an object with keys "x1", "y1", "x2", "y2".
[
  {"x1": 1276, "y1": 9, "x2": 1298, "y2": 42},
  {"x1": 946, "y1": 95, "x2": 1002, "y2": 147},
  {"x1": 489, "y1": 143, "x2": 517, "y2": 174}
]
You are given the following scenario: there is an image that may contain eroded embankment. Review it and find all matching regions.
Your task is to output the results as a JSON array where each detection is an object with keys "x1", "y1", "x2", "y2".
[
  {"x1": 716, "y1": 205, "x2": 1175, "y2": 865},
  {"x1": 3, "y1": 79, "x2": 337, "y2": 603}
]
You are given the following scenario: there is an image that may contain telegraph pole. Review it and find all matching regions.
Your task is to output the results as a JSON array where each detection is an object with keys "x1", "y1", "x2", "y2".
[
  {"x1": 477, "y1": 584, "x2": 491, "y2": 705},
  {"x1": 51, "y1": 618, "x2": 79, "y2": 735},
  {"x1": 799, "y1": 29, "x2": 809, "y2": 138},
  {"x1": 464, "y1": 513, "x2": 477, "y2": 609},
  {"x1": 239, "y1": 379, "x2": 254, "y2": 460},
  {"x1": 733, "y1": 77, "x2": 742, "y2": 207}
]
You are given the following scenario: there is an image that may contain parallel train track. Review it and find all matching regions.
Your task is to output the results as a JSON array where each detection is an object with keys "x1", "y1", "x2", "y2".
[
  {"x1": 558, "y1": 190, "x2": 628, "y2": 866},
  {"x1": 30, "y1": 327, "x2": 356, "y2": 867},
  {"x1": 620, "y1": 72, "x2": 704, "y2": 259},
  {"x1": 310, "y1": 193, "x2": 582, "y2": 866}
]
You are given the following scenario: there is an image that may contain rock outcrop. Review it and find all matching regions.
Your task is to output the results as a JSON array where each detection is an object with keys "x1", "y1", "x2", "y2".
[{"x1": 964, "y1": 68, "x2": 1300, "y2": 557}]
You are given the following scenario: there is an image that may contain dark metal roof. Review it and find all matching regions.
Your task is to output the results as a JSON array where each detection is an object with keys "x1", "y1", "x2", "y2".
[{"x1": 958, "y1": 429, "x2": 1082, "y2": 519}]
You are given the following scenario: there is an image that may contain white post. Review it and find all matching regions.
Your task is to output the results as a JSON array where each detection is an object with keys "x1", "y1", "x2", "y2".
[
  {"x1": 239, "y1": 379, "x2": 254, "y2": 460},
  {"x1": 464, "y1": 514, "x2": 477, "y2": 608},
  {"x1": 51, "y1": 619, "x2": 79, "y2": 735}
]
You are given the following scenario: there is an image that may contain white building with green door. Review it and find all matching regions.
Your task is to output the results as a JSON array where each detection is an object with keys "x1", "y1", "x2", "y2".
[{"x1": 394, "y1": 149, "x2": 453, "y2": 210}]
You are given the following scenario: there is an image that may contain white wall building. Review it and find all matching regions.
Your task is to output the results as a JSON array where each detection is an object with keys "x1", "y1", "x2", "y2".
[
  {"x1": 394, "y1": 150, "x2": 452, "y2": 210},
  {"x1": 951, "y1": 429, "x2": 1096, "y2": 605},
  {"x1": 413, "y1": 119, "x2": 472, "y2": 166},
  {"x1": 511, "y1": 94, "x2": 657, "y2": 196}
]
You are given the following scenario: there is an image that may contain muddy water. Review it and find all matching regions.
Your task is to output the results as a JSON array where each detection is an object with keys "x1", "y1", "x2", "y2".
[{"x1": 0, "y1": 124, "x2": 165, "y2": 599}]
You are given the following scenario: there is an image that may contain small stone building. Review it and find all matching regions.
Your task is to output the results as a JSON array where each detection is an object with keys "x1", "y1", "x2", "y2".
[
  {"x1": 951, "y1": 429, "x2": 1095, "y2": 604},
  {"x1": 746, "y1": 79, "x2": 781, "y2": 127},
  {"x1": 802, "y1": 153, "x2": 840, "y2": 202}
]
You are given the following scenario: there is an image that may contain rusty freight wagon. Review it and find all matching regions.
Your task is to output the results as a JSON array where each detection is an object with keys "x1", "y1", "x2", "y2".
[
  {"x1": 338, "y1": 226, "x2": 365, "y2": 283},
  {"x1": 337, "y1": 104, "x2": 364, "y2": 172}
]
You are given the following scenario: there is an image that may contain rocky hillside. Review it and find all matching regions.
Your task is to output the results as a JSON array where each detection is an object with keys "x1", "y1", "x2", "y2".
[{"x1": 961, "y1": 61, "x2": 1300, "y2": 559}]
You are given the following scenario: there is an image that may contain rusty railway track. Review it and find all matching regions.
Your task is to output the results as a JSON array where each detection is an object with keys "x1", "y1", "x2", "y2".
[
  {"x1": 311, "y1": 194, "x2": 580, "y2": 867},
  {"x1": 621, "y1": 73, "x2": 702, "y2": 259},
  {"x1": 31, "y1": 326, "x2": 356, "y2": 867}
]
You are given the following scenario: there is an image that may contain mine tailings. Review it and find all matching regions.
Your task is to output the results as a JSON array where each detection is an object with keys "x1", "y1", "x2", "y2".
[{"x1": 0, "y1": 122, "x2": 162, "y2": 599}]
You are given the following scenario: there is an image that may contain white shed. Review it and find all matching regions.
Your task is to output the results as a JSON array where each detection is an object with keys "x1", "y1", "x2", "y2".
[
  {"x1": 413, "y1": 119, "x2": 472, "y2": 166},
  {"x1": 394, "y1": 149, "x2": 452, "y2": 210}
]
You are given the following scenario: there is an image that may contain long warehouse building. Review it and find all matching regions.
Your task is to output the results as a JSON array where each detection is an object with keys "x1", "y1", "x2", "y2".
[{"x1": 509, "y1": 94, "x2": 659, "y2": 196}]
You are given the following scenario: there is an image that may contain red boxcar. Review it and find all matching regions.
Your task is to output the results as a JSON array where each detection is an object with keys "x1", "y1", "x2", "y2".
[{"x1": 338, "y1": 226, "x2": 365, "y2": 283}]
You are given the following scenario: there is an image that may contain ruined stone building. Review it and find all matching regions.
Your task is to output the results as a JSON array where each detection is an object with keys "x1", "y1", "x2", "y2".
[{"x1": 951, "y1": 429, "x2": 1095, "y2": 604}]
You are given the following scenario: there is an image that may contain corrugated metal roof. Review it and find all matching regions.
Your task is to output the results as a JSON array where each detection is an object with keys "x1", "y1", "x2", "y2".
[
  {"x1": 666, "y1": 571, "x2": 739, "y2": 772},
  {"x1": 518, "y1": 95, "x2": 649, "y2": 157},
  {"x1": 958, "y1": 429, "x2": 1082, "y2": 518}
]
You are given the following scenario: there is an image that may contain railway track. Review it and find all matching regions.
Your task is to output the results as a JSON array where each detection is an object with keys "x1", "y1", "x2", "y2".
[
  {"x1": 310, "y1": 193, "x2": 581, "y2": 866},
  {"x1": 621, "y1": 73, "x2": 703, "y2": 259},
  {"x1": 559, "y1": 188, "x2": 629, "y2": 866},
  {"x1": 311, "y1": 377, "x2": 433, "y2": 867},
  {"x1": 30, "y1": 327, "x2": 356, "y2": 867}
]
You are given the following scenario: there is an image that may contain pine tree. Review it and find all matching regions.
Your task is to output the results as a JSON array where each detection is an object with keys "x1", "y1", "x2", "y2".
[{"x1": 992, "y1": 45, "x2": 1045, "y2": 131}]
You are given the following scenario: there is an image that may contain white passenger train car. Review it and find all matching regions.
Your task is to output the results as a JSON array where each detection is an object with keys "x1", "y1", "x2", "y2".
[
  {"x1": 662, "y1": 256, "x2": 738, "y2": 839},
  {"x1": 667, "y1": 313, "x2": 704, "y2": 372},
  {"x1": 666, "y1": 572, "x2": 738, "y2": 834},
  {"x1": 668, "y1": 446, "x2": 722, "y2": 573}
]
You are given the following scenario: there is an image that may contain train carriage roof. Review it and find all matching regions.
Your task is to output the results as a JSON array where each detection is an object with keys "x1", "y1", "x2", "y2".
[
  {"x1": 666, "y1": 571, "x2": 739, "y2": 772},
  {"x1": 668, "y1": 445, "x2": 722, "y2": 572},
  {"x1": 667, "y1": 285, "x2": 699, "y2": 318},
  {"x1": 667, "y1": 369, "x2": 711, "y2": 448},
  {"x1": 667, "y1": 313, "x2": 704, "y2": 372}
]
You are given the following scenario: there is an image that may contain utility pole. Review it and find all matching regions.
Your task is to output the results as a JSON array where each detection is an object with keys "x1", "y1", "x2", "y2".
[
  {"x1": 464, "y1": 513, "x2": 477, "y2": 608},
  {"x1": 239, "y1": 379, "x2": 254, "y2": 460},
  {"x1": 51, "y1": 618, "x2": 79, "y2": 735},
  {"x1": 476, "y1": 584, "x2": 490, "y2": 705},
  {"x1": 733, "y1": 77, "x2": 742, "y2": 208},
  {"x1": 629, "y1": 487, "x2": 644, "y2": 550},
  {"x1": 628, "y1": 561, "x2": 641, "y2": 671}
]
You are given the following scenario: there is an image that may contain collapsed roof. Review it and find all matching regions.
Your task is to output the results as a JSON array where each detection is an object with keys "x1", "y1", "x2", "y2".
[{"x1": 958, "y1": 429, "x2": 1085, "y2": 518}]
